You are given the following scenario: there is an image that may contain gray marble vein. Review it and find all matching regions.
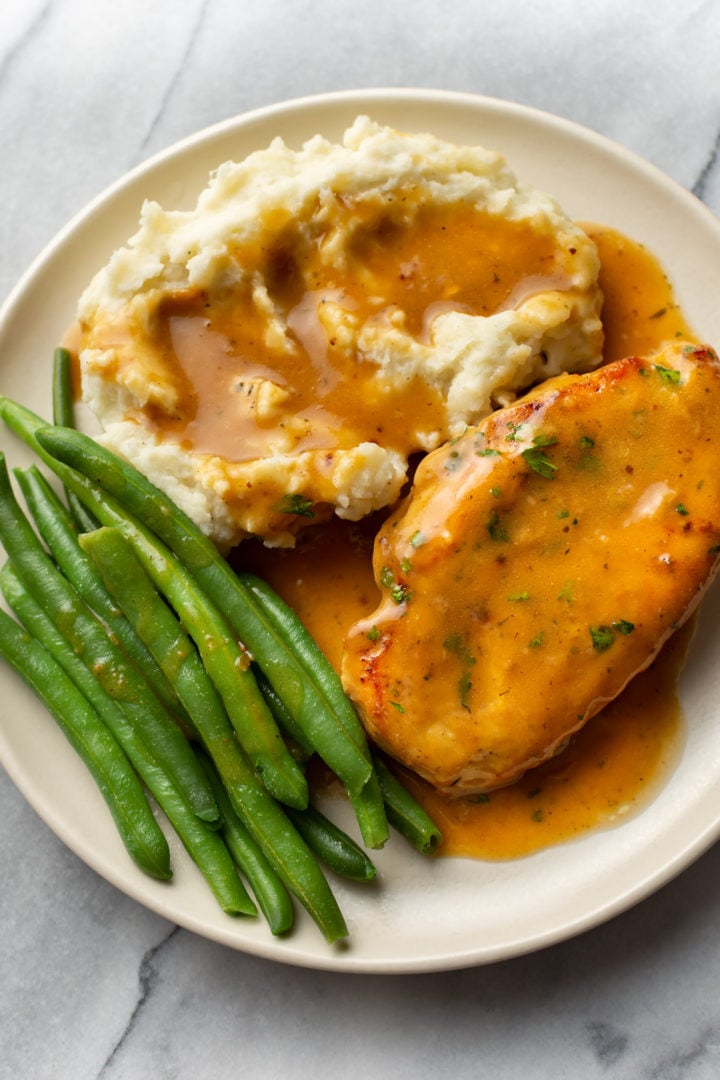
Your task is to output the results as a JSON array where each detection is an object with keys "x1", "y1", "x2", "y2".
[
  {"x1": 132, "y1": 0, "x2": 211, "y2": 161},
  {"x1": 693, "y1": 120, "x2": 720, "y2": 201},
  {"x1": 97, "y1": 926, "x2": 181, "y2": 1079},
  {"x1": 0, "y1": 0, "x2": 53, "y2": 88},
  {"x1": 3, "y1": 2, "x2": 720, "y2": 1078}
]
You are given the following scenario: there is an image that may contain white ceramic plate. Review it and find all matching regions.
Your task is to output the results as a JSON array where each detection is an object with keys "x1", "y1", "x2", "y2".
[{"x1": 3, "y1": 89, "x2": 720, "y2": 973}]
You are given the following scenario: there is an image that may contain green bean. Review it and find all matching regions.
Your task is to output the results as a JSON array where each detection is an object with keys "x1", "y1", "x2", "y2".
[
  {"x1": 346, "y1": 771, "x2": 389, "y2": 851},
  {"x1": 0, "y1": 601, "x2": 171, "y2": 880},
  {"x1": 39, "y1": 425, "x2": 388, "y2": 846},
  {"x1": 286, "y1": 804, "x2": 377, "y2": 882},
  {"x1": 80, "y1": 525, "x2": 347, "y2": 942},
  {"x1": 197, "y1": 751, "x2": 293, "y2": 936},
  {"x1": 218, "y1": 755, "x2": 348, "y2": 942},
  {"x1": 28, "y1": 420, "x2": 376, "y2": 804},
  {"x1": 236, "y1": 573, "x2": 389, "y2": 849},
  {"x1": 374, "y1": 757, "x2": 443, "y2": 855},
  {"x1": 1, "y1": 398, "x2": 439, "y2": 853},
  {"x1": 249, "y1": 667, "x2": 383, "y2": 872},
  {"x1": 51, "y1": 347, "x2": 74, "y2": 425},
  {"x1": 78, "y1": 526, "x2": 212, "y2": 720},
  {"x1": 52, "y1": 347, "x2": 76, "y2": 428},
  {"x1": 0, "y1": 562, "x2": 255, "y2": 915},
  {"x1": 238, "y1": 572, "x2": 370, "y2": 749},
  {"x1": 0, "y1": 406, "x2": 309, "y2": 812},
  {"x1": 253, "y1": 665, "x2": 314, "y2": 762},
  {"x1": 52, "y1": 347, "x2": 99, "y2": 533},
  {"x1": 15, "y1": 464, "x2": 192, "y2": 733},
  {"x1": 0, "y1": 454, "x2": 219, "y2": 825}
]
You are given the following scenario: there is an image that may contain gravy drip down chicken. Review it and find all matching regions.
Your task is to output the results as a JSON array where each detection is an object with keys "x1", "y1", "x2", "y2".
[{"x1": 342, "y1": 342, "x2": 720, "y2": 797}]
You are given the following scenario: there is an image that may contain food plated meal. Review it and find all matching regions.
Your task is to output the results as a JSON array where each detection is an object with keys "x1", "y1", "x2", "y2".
[{"x1": 2, "y1": 92, "x2": 720, "y2": 972}]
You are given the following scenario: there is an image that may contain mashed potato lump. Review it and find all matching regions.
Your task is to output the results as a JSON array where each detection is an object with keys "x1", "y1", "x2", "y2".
[{"x1": 78, "y1": 116, "x2": 604, "y2": 548}]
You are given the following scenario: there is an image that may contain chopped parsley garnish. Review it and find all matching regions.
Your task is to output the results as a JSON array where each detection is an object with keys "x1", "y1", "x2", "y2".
[
  {"x1": 654, "y1": 364, "x2": 682, "y2": 384},
  {"x1": 578, "y1": 448, "x2": 600, "y2": 472},
  {"x1": 590, "y1": 625, "x2": 615, "y2": 651},
  {"x1": 390, "y1": 701, "x2": 405, "y2": 713},
  {"x1": 676, "y1": 503, "x2": 689, "y2": 516},
  {"x1": 477, "y1": 448, "x2": 501, "y2": 457},
  {"x1": 579, "y1": 435, "x2": 595, "y2": 449},
  {"x1": 277, "y1": 493, "x2": 315, "y2": 518},
  {"x1": 522, "y1": 446, "x2": 558, "y2": 479},
  {"x1": 444, "y1": 634, "x2": 474, "y2": 662},
  {"x1": 557, "y1": 508, "x2": 570, "y2": 519},
  {"x1": 400, "y1": 556, "x2": 413, "y2": 573},
  {"x1": 391, "y1": 583, "x2": 410, "y2": 604},
  {"x1": 379, "y1": 566, "x2": 395, "y2": 589},
  {"x1": 366, "y1": 625, "x2": 381, "y2": 642},
  {"x1": 613, "y1": 619, "x2": 635, "y2": 635},
  {"x1": 486, "y1": 510, "x2": 510, "y2": 542},
  {"x1": 558, "y1": 580, "x2": 574, "y2": 602},
  {"x1": 409, "y1": 530, "x2": 426, "y2": 548},
  {"x1": 528, "y1": 631, "x2": 545, "y2": 649},
  {"x1": 490, "y1": 486, "x2": 502, "y2": 498},
  {"x1": 531, "y1": 433, "x2": 558, "y2": 447},
  {"x1": 444, "y1": 633, "x2": 476, "y2": 711},
  {"x1": 458, "y1": 671, "x2": 473, "y2": 710},
  {"x1": 508, "y1": 591, "x2": 530, "y2": 602},
  {"x1": 505, "y1": 421, "x2": 524, "y2": 442},
  {"x1": 379, "y1": 567, "x2": 411, "y2": 604}
]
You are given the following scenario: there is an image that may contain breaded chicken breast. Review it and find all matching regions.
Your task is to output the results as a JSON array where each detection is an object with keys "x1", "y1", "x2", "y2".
[{"x1": 342, "y1": 343, "x2": 720, "y2": 796}]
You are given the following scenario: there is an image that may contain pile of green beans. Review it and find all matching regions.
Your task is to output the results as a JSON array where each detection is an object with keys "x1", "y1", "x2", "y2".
[{"x1": 0, "y1": 349, "x2": 442, "y2": 945}]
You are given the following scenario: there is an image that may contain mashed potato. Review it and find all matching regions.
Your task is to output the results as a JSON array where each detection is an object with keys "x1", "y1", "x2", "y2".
[{"x1": 78, "y1": 116, "x2": 604, "y2": 548}]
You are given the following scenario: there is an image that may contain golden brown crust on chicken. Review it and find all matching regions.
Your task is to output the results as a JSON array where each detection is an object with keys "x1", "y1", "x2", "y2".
[{"x1": 341, "y1": 343, "x2": 720, "y2": 796}]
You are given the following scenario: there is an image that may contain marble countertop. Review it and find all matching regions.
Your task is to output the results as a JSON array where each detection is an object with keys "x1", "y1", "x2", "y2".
[{"x1": 3, "y1": 2, "x2": 720, "y2": 1077}]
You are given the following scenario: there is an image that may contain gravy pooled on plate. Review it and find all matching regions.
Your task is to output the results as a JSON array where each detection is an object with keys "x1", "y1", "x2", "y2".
[{"x1": 237, "y1": 228, "x2": 717, "y2": 858}]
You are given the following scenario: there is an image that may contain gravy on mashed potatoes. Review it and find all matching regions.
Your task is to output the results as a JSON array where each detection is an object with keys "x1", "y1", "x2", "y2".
[{"x1": 77, "y1": 117, "x2": 604, "y2": 548}]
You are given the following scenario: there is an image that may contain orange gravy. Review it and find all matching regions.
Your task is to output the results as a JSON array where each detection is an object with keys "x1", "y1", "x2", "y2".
[
  {"x1": 584, "y1": 223, "x2": 696, "y2": 360},
  {"x1": 97, "y1": 203, "x2": 570, "y2": 464},
  {"x1": 235, "y1": 223, "x2": 697, "y2": 860}
]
